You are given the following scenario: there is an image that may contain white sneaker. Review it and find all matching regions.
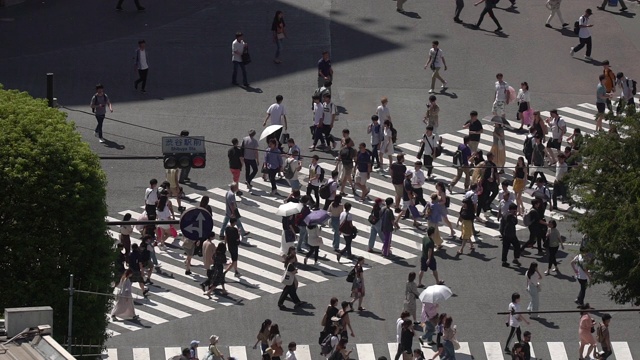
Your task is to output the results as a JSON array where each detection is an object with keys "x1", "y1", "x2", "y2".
[
  {"x1": 570, "y1": 47, "x2": 575, "y2": 56},
  {"x1": 585, "y1": 56, "x2": 593, "y2": 60},
  {"x1": 99, "y1": 138, "x2": 105, "y2": 143},
  {"x1": 441, "y1": 81, "x2": 447, "y2": 89},
  {"x1": 428, "y1": 89, "x2": 435, "y2": 94}
]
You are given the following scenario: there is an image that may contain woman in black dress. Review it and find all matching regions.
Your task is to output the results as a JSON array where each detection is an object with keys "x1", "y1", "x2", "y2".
[
  {"x1": 400, "y1": 319, "x2": 415, "y2": 360},
  {"x1": 205, "y1": 242, "x2": 227, "y2": 297}
]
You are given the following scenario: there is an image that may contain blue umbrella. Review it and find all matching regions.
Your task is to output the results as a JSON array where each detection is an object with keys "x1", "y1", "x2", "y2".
[{"x1": 304, "y1": 210, "x2": 330, "y2": 226}]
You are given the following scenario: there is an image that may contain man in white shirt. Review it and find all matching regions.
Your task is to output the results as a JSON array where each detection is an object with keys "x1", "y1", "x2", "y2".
[
  {"x1": 307, "y1": 155, "x2": 323, "y2": 209},
  {"x1": 492, "y1": 73, "x2": 510, "y2": 120},
  {"x1": 322, "y1": 94, "x2": 338, "y2": 149},
  {"x1": 285, "y1": 342, "x2": 297, "y2": 360},
  {"x1": 424, "y1": 41, "x2": 448, "y2": 94},
  {"x1": 231, "y1": 32, "x2": 249, "y2": 86},
  {"x1": 310, "y1": 95, "x2": 325, "y2": 151},
  {"x1": 410, "y1": 161, "x2": 427, "y2": 208},
  {"x1": 570, "y1": 9, "x2": 594, "y2": 60},
  {"x1": 616, "y1": 72, "x2": 636, "y2": 114},
  {"x1": 376, "y1": 97, "x2": 392, "y2": 123},
  {"x1": 134, "y1": 40, "x2": 149, "y2": 93},
  {"x1": 144, "y1": 178, "x2": 159, "y2": 220},
  {"x1": 552, "y1": 153, "x2": 568, "y2": 210},
  {"x1": 420, "y1": 126, "x2": 438, "y2": 178},
  {"x1": 264, "y1": 95, "x2": 287, "y2": 147},
  {"x1": 545, "y1": 109, "x2": 566, "y2": 165},
  {"x1": 532, "y1": 177, "x2": 552, "y2": 216},
  {"x1": 571, "y1": 247, "x2": 591, "y2": 306}
]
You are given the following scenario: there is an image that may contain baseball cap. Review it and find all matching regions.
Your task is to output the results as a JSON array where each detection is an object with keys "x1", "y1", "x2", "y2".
[{"x1": 190, "y1": 340, "x2": 200, "y2": 346}]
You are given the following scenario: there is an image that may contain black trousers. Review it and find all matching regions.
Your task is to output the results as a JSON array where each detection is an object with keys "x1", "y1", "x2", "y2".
[
  {"x1": 573, "y1": 36, "x2": 592, "y2": 57},
  {"x1": 529, "y1": 170, "x2": 547, "y2": 188},
  {"x1": 552, "y1": 181, "x2": 567, "y2": 209},
  {"x1": 244, "y1": 159, "x2": 258, "y2": 185},
  {"x1": 455, "y1": 0, "x2": 464, "y2": 19},
  {"x1": 313, "y1": 126, "x2": 325, "y2": 146},
  {"x1": 501, "y1": 236, "x2": 520, "y2": 262},
  {"x1": 371, "y1": 144, "x2": 380, "y2": 166},
  {"x1": 305, "y1": 245, "x2": 320, "y2": 262},
  {"x1": 323, "y1": 198, "x2": 333, "y2": 211},
  {"x1": 323, "y1": 126, "x2": 335, "y2": 146},
  {"x1": 307, "y1": 184, "x2": 320, "y2": 209},
  {"x1": 477, "y1": 8, "x2": 501, "y2": 28},
  {"x1": 522, "y1": 227, "x2": 543, "y2": 251},
  {"x1": 477, "y1": 180, "x2": 498, "y2": 215},
  {"x1": 505, "y1": 326, "x2": 522, "y2": 348},
  {"x1": 423, "y1": 155, "x2": 434, "y2": 176},
  {"x1": 278, "y1": 284, "x2": 301, "y2": 306},
  {"x1": 339, "y1": 234, "x2": 354, "y2": 257},
  {"x1": 547, "y1": 246, "x2": 559, "y2": 270},
  {"x1": 267, "y1": 168, "x2": 278, "y2": 191},
  {"x1": 94, "y1": 115, "x2": 105, "y2": 139},
  {"x1": 134, "y1": 68, "x2": 148, "y2": 90},
  {"x1": 413, "y1": 187, "x2": 427, "y2": 207},
  {"x1": 577, "y1": 278, "x2": 588, "y2": 305}
]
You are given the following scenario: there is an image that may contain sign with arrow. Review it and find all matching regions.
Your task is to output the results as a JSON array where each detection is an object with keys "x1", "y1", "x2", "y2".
[{"x1": 179, "y1": 207, "x2": 213, "y2": 241}]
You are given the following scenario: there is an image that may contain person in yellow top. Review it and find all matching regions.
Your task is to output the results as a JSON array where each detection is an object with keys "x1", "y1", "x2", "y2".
[
  {"x1": 204, "y1": 335, "x2": 224, "y2": 360},
  {"x1": 601, "y1": 60, "x2": 616, "y2": 112}
]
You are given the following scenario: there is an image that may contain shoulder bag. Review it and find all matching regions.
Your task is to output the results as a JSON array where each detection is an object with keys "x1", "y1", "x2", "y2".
[{"x1": 241, "y1": 46, "x2": 251, "y2": 65}]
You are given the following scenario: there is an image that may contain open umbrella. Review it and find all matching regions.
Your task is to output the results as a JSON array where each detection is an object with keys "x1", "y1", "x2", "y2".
[
  {"x1": 490, "y1": 115, "x2": 511, "y2": 127},
  {"x1": 260, "y1": 124, "x2": 284, "y2": 141},
  {"x1": 419, "y1": 285, "x2": 453, "y2": 304},
  {"x1": 304, "y1": 210, "x2": 330, "y2": 226},
  {"x1": 276, "y1": 202, "x2": 303, "y2": 217}
]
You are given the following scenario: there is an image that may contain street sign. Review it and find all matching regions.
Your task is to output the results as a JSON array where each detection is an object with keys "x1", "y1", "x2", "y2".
[
  {"x1": 179, "y1": 207, "x2": 213, "y2": 241},
  {"x1": 162, "y1": 136, "x2": 206, "y2": 154}
]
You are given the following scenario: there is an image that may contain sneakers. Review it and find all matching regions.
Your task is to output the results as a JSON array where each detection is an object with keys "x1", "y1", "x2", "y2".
[
  {"x1": 570, "y1": 47, "x2": 575, "y2": 56},
  {"x1": 545, "y1": 23, "x2": 552, "y2": 28},
  {"x1": 596, "y1": 6, "x2": 605, "y2": 10},
  {"x1": 99, "y1": 138, "x2": 105, "y2": 143},
  {"x1": 585, "y1": 56, "x2": 593, "y2": 60},
  {"x1": 441, "y1": 81, "x2": 447, "y2": 89},
  {"x1": 562, "y1": 23, "x2": 569, "y2": 27},
  {"x1": 428, "y1": 89, "x2": 435, "y2": 94}
]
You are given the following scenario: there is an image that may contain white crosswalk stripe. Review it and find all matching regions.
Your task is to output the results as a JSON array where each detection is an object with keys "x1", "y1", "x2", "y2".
[
  {"x1": 105, "y1": 101, "x2": 620, "y2": 337},
  {"x1": 103, "y1": 340, "x2": 638, "y2": 359}
]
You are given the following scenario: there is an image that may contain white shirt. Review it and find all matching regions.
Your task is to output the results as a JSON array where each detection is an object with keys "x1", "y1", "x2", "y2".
[
  {"x1": 421, "y1": 134, "x2": 437, "y2": 156},
  {"x1": 376, "y1": 105, "x2": 391, "y2": 122},
  {"x1": 267, "y1": 103, "x2": 286, "y2": 125},
  {"x1": 573, "y1": 254, "x2": 588, "y2": 279},
  {"x1": 517, "y1": 89, "x2": 530, "y2": 103},
  {"x1": 495, "y1": 81, "x2": 509, "y2": 102},
  {"x1": 328, "y1": 179, "x2": 339, "y2": 200},
  {"x1": 498, "y1": 189, "x2": 516, "y2": 203},
  {"x1": 509, "y1": 302, "x2": 521, "y2": 327},
  {"x1": 410, "y1": 168, "x2": 426, "y2": 188},
  {"x1": 499, "y1": 198, "x2": 514, "y2": 216},
  {"x1": 578, "y1": 15, "x2": 591, "y2": 38},
  {"x1": 286, "y1": 351, "x2": 297, "y2": 360},
  {"x1": 556, "y1": 161, "x2": 568, "y2": 181},
  {"x1": 533, "y1": 184, "x2": 551, "y2": 201},
  {"x1": 145, "y1": 187, "x2": 159, "y2": 205},
  {"x1": 429, "y1": 47, "x2": 444, "y2": 68},
  {"x1": 232, "y1": 39, "x2": 245, "y2": 62},
  {"x1": 324, "y1": 101, "x2": 337, "y2": 123},
  {"x1": 309, "y1": 164, "x2": 322, "y2": 186},
  {"x1": 138, "y1": 49, "x2": 149, "y2": 70},
  {"x1": 549, "y1": 117, "x2": 566, "y2": 140},
  {"x1": 396, "y1": 317, "x2": 404, "y2": 343},
  {"x1": 313, "y1": 103, "x2": 324, "y2": 125},
  {"x1": 339, "y1": 211, "x2": 352, "y2": 226}
]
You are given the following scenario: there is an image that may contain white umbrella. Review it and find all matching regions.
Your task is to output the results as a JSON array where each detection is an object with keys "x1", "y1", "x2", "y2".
[
  {"x1": 419, "y1": 285, "x2": 453, "y2": 304},
  {"x1": 276, "y1": 202, "x2": 303, "y2": 217},
  {"x1": 260, "y1": 124, "x2": 284, "y2": 141}
]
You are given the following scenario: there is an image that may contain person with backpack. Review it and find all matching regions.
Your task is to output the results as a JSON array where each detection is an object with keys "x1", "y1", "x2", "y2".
[
  {"x1": 570, "y1": 9, "x2": 594, "y2": 61},
  {"x1": 528, "y1": 136, "x2": 547, "y2": 188},
  {"x1": 322, "y1": 170, "x2": 340, "y2": 211},
  {"x1": 367, "y1": 198, "x2": 384, "y2": 252},
  {"x1": 473, "y1": 0, "x2": 503, "y2": 32},
  {"x1": 337, "y1": 202, "x2": 356, "y2": 261},
  {"x1": 89, "y1": 84, "x2": 113, "y2": 143},
  {"x1": 449, "y1": 136, "x2": 472, "y2": 193},
  {"x1": 419, "y1": 126, "x2": 439, "y2": 178},
  {"x1": 544, "y1": 219, "x2": 563, "y2": 275},
  {"x1": 338, "y1": 139, "x2": 357, "y2": 195},
  {"x1": 320, "y1": 324, "x2": 341, "y2": 358},
  {"x1": 307, "y1": 155, "x2": 324, "y2": 209},
  {"x1": 616, "y1": 72, "x2": 636, "y2": 115},
  {"x1": 520, "y1": 199, "x2": 547, "y2": 255},
  {"x1": 294, "y1": 195, "x2": 312, "y2": 253},
  {"x1": 595, "y1": 314, "x2": 613, "y2": 360},
  {"x1": 367, "y1": 115, "x2": 384, "y2": 170},
  {"x1": 284, "y1": 150, "x2": 302, "y2": 193},
  {"x1": 522, "y1": 128, "x2": 535, "y2": 167},
  {"x1": 532, "y1": 177, "x2": 552, "y2": 216},
  {"x1": 476, "y1": 152, "x2": 500, "y2": 218},
  {"x1": 499, "y1": 203, "x2": 520, "y2": 267},
  {"x1": 457, "y1": 197, "x2": 476, "y2": 254},
  {"x1": 545, "y1": 109, "x2": 566, "y2": 166}
]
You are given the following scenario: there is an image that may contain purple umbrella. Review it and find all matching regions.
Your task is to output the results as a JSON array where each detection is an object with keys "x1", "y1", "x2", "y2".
[{"x1": 304, "y1": 210, "x2": 330, "y2": 226}]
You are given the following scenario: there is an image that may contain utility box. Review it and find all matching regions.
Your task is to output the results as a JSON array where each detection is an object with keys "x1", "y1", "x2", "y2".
[{"x1": 4, "y1": 306, "x2": 54, "y2": 337}]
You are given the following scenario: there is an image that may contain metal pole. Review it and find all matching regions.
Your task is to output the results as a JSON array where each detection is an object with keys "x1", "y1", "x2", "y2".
[
  {"x1": 46, "y1": 73, "x2": 54, "y2": 108},
  {"x1": 67, "y1": 274, "x2": 74, "y2": 352}
]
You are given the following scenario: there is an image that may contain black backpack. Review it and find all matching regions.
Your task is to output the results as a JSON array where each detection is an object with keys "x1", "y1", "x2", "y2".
[
  {"x1": 140, "y1": 243, "x2": 151, "y2": 263},
  {"x1": 319, "y1": 180, "x2": 332, "y2": 199},
  {"x1": 573, "y1": 18, "x2": 581, "y2": 35},
  {"x1": 284, "y1": 159, "x2": 295, "y2": 179},
  {"x1": 340, "y1": 147, "x2": 353, "y2": 166},
  {"x1": 629, "y1": 78, "x2": 638, "y2": 95},
  {"x1": 523, "y1": 136, "x2": 534, "y2": 156},
  {"x1": 452, "y1": 149, "x2": 463, "y2": 167},
  {"x1": 320, "y1": 333, "x2": 334, "y2": 355}
]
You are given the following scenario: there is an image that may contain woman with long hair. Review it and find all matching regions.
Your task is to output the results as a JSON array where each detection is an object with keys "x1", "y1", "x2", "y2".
[
  {"x1": 156, "y1": 195, "x2": 173, "y2": 249},
  {"x1": 268, "y1": 324, "x2": 283, "y2": 360},
  {"x1": 441, "y1": 316, "x2": 457, "y2": 360},
  {"x1": 512, "y1": 157, "x2": 528, "y2": 215},
  {"x1": 253, "y1": 319, "x2": 272, "y2": 352},
  {"x1": 490, "y1": 122, "x2": 506, "y2": 173},
  {"x1": 205, "y1": 242, "x2": 227, "y2": 297},
  {"x1": 435, "y1": 182, "x2": 455, "y2": 237},
  {"x1": 271, "y1": 11, "x2": 286, "y2": 64},
  {"x1": 578, "y1": 304, "x2": 597, "y2": 360},
  {"x1": 525, "y1": 262, "x2": 542, "y2": 318},
  {"x1": 329, "y1": 195, "x2": 344, "y2": 251},
  {"x1": 120, "y1": 213, "x2": 133, "y2": 255},
  {"x1": 111, "y1": 269, "x2": 138, "y2": 321},
  {"x1": 531, "y1": 111, "x2": 547, "y2": 141}
]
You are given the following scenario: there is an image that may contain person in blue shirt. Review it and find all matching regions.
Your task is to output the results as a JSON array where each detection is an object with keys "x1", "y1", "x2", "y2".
[{"x1": 264, "y1": 138, "x2": 284, "y2": 195}]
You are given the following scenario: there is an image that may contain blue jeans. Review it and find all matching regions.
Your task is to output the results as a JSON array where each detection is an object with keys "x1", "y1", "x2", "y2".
[
  {"x1": 220, "y1": 215, "x2": 245, "y2": 237},
  {"x1": 150, "y1": 250, "x2": 158, "y2": 266},
  {"x1": 275, "y1": 38, "x2": 283, "y2": 59},
  {"x1": 288, "y1": 179, "x2": 301, "y2": 190},
  {"x1": 368, "y1": 222, "x2": 383, "y2": 249},
  {"x1": 297, "y1": 226, "x2": 308, "y2": 251},
  {"x1": 371, "y1": 144, "x2": 380, "y2": 166},
  {"x1": 442, "y1": 339, "x2": 456, "y2": 360},
  {"x1": 331, "y1": 216, "x2": 341, "y2": 249},
  {"x1": 422, "y1": 320, "x2": 435, "y2": 341},
  {"x1": 232, "y1": 61, "x2": 248, "y2": 85}
]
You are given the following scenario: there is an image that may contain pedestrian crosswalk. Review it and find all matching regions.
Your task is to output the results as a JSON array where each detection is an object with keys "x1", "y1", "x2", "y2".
[
  {"x1": 105, "y1": 100, "x2": 633, "y2": 337},
  {"x1": 102, "y1": 340, "x2": 637, "y2": 360}
]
